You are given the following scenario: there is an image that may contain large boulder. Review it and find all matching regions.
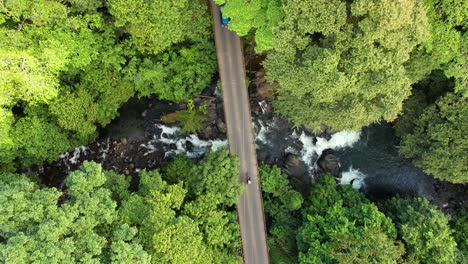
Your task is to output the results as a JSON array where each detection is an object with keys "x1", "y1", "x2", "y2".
[
  {"x1": 317, "y1": 149, "x2": 341, "y2": 176},
  {"x1": 216, "y1": 119, "x2": 227, "y2": 134},
  {"x1": 282, "y1": 153, "x2": 307, "y2": 178}
]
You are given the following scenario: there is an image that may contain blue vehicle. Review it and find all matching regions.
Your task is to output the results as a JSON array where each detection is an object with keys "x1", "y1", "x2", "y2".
[{"x1": 220, "y1": 9, "x2": 230, "y2": 28}]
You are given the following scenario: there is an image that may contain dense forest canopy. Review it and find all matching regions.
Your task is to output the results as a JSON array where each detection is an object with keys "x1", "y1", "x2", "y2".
[
  {"x1": 220, "y1": 0, "x2": 467, "y2": 183},
  {"x1": 260, "y1": 166, "x2": 461, "y2": 263},
  {"x1": 0, "y1": 0, "x2": 467, "y2": 263},
  {"x1": 0, "y1": 0, "x2": 216, "y2": 170},
  {"x1": 0, "y1": 149, "x2": 243, "y2": 263}
]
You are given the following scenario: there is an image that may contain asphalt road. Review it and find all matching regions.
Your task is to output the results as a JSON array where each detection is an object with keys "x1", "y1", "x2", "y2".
[{"x1": 209, "y1": 1, "x2": 269, "y2": 263}]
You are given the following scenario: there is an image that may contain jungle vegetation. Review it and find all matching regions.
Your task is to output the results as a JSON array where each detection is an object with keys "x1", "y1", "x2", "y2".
[
  {"x1": 0, "y1": 149, "x2": 243, "y2": 263},
  {"x1": 260, "y1": 165, "x2": 462, "y2": 264},
  {"x1": 219, "y1": 0, "x2": 467, "y2": 184},
  {"x1": 0, "y1": 1, "x2": 466, "y2": 262},
  {"x1": 0, "y1": 0, "x2": 216, "y2": 170}
]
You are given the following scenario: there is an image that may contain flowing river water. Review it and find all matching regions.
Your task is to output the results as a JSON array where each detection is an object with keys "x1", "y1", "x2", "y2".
[{"x1": 43, "y1": 93, "x2": 466, "y2": 213}]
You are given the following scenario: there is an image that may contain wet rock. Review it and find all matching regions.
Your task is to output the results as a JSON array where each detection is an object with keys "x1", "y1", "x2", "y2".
[
  {"x1": 169, "y1": 143, "x2": 177, "y2": 150},
  {"x1": 185, "y1": 141, "x2": 193, "y2": 151},
  {"x1": 318, "y1": 125, "x2": 332, "y2": 140},
  {"x1": 216, "y1": 119, "x2": 227, "y2": 134},
  {"x1": 201, "y1": 125, "x2": 214, "y2": 139},
  {"x1": 282, "y1": 153, "x2": 307, "y2": 178},
  {"x1": 121, "y1": 137, "x2": 128, "y2": 145},
  {"x1": 317, "y1": 149, "x2": 341, "y2": 176},
  {"x1": 254, "y1": 69, "x2": 277, "y2": 100}
]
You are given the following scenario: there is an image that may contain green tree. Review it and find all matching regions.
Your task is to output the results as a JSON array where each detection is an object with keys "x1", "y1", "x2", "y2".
[
  {"x1": 184, "y1": 148, "x2": 243, "y2": 206},
  {"x1": 108, "y1": 0, "x2": 212, "y2": 55},
  {"x1": 451, "y1": 208, "x2": 468, "y2": 261},
  {"x1": 405, "y1": 0, "x2": 467, "y2": 83},
  {"x1": 176, "y1": 100, "x2": 208, "y2": 134},
  {"x1": 260, "y1": 165, "x2": 303, "y2": 262},
  {"x1": 0, "y1": 0, "x2": 217, "y2": 170},
  {"x1": 1, "y1": 152, "x2": 244, "y2": 263},
  {"x1": 297, "y1": 176, "x2": 404, "y2": 263},
  {"x1": 0, "y1": 108, "x2": 15, "y2": 168},
  {"x1": 12, "y1": 112, "x2": 72, "y2": 168},
  {"x1": 162, "y1": 154, "x2": 195, "y2": 184},
  {"x1": 217, "y1": 0, "x2": 285, "y2": 52},
  {"x1": 133, "y1": 41, "x2": 216, "y2": 102},
  {"x1": 382, "y1": 197, "x2": 457, "y2": 264},
  {"x1": 400, "y1": 92, "x2": 468, "y2": 183},
  {"x1": 119, "y1": 149, "x2": 243, "y2": 263},
  {"x1": 0, "y1": 161, "x2": 150, "y2": 263},
  {"x1": 263, "y1": 0, "x2": 429, "y2": 131}
]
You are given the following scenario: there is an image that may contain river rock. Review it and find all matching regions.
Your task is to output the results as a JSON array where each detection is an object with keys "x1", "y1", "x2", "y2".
[
  {"x1": 282, "y1": 153, "x2": 307, "y2": 178},
  {"x1": 254, "y1": 69, "x2": 278, "y2": 101},
  {"x1": 216, "y1": 119, "x2": 227, "y2": 134},
  {"x1": 317, "y1": 149, "x2": 341, "y2": 176},
  {"x1": 185, "y1": 141, "x2": 193, "y2": 151},
  {"x1": 201, "y1": 125, "x2": 214, "y2": 139}
]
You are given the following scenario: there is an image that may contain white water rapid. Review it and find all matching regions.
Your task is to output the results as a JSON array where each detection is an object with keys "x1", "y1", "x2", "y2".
[
  {"x1": 140, "y1": 124, "x2": 228, "y2": 159},
  {"x1": 298, "y1": 130, "x2": 361, "y2": 170},
  {"x1": 340, "y1": 167, "x2": 366, "y2": 189}
]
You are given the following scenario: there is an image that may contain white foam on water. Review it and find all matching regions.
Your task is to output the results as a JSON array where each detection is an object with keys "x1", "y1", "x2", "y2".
[
  {"x1": 340, "y1": 167, "x2": 366, "y2": 189},
  {"x1": 211, "y1": 140, "x2": 228, "y2": 151},
  {"x1": 299, "y1": 132, "x2": 317, "y2": 167},
  {"x1": 255, "y1": 120, "x2": 269, "y2": 144},
  {"x1": 159, "y1": 124, "x2": 180, "y2": 136},
  {"x1": 315, "y1": 131, "x2": 361, "y2": 156},
  {"x1": 99, "y1": 138, "x2": 111, "y2": 162},
  {"x1": 69, "y1": 146, "x2": 87, "y2": 164},
  {"x1": 140, "y1": 135, "x2": 159, "y2": 156},
  {"x1": 299, "y1": 130, "x2": 360, "y2": 174},
  {"x1": 259, "y1": 100, "x2": 268, "y2": 114},
  {"x1": 145, "y1": 124, "x2": 228, "y2": 159},
  {"x1": 284, "y1": 145, "x2": 298, "y2": 154}
]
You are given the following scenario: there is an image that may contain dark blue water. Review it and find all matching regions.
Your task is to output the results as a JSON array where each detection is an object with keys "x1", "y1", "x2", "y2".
[{"x1": 334, "y1": 123, "x2": 436, "y2": 199}]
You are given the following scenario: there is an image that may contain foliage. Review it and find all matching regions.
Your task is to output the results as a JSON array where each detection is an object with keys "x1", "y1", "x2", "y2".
[
  {"x1": 0, "y1": 150, "x2": 243, "y2": 263},
  {"x1": 263, "y1": 0, "x2": 429, "y2": 131},
  {"x1": 405, "y1": 0, "x2": 467, "y2": 83},
  {"x1": 218, "y1": 0, "x2": 285, "y2": 53},
  {"x1": 0, "y1": 108, "x2": 15, "y2": 167},
  {"x1": 259, "y1": 165, "x2": 303, "y2": 262},
  {"x1": 183, "y1": 148, "x2": 243, "y2": 206},
  {"x1": 108, "y1": 0, "x2": 212, "y2": 55},
  {"x1": 297, "y1": 175, "x2": 404, "y2": 263},
  {"x1": 382, "y1": 197, "x2": 457, "y2": 264},
  {"x1": 393, "y1": 89, "x2": 429, "y2": 138},
  {"x1": 12, "y1": 112, "x2": 73, "y2": 168},
  {"x1": 400, "y1": 92, "x2": 468, "y2": 183},
  {"x1": 0, "y1": 0, "x2": 216, "y2": 169},
  {"x1": 119, "y1": 148, "x2": 243, "y2": 263},
  {"x1": 451, "y1": 208, "x2": 468, "y2": 261},
  {"x1": 176, "y1": 100, "x2": 208, "y2": 134},
  {"x1": 0, "y1": 161, "x2": 150, "y2": 263},
  {"x1": 162, "y1": 154, "x2": 195, "y2": 184},
  {"x1": 133, "y1": 42, "x2": 217, "y2": 102}
]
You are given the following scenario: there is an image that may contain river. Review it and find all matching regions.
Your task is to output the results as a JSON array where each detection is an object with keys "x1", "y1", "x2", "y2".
[{"x1": 41, "y1": 92, "x2": 466, "y2": 213}]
